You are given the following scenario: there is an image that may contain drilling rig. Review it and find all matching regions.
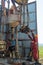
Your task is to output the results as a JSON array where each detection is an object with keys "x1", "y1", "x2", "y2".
[{"x1": 0, "y1": 0, "x2": 40, "y2": 64}]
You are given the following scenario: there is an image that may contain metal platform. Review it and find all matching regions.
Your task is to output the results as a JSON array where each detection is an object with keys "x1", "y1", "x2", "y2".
[{"x1": 0, "y1": 58, "x2": 35, "y2": 65}]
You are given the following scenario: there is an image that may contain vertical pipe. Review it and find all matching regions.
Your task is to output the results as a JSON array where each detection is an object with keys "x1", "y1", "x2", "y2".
[
  {"x1": 0, "y1": 0, "x2": 2, "y2": 32},
  {"x1": 26, "y1": 4, "x2": 29, "y2": 27},
  {"x1": 21, "y1": 5, "x2": 23, "y2": 26},
  {"x1": 19, "y1": 4, "x2": 22, "y2": 26},
  {"x1": 11, "y1": 0, "x2": 15, "y2": 5},
  {"x1": 21, "y1": 0, "x2": 25, "y2": 26},
  {"x1": 8, "y1": 0, "x2": 10, "y2": 15},
  {"x1": 22, "y1": 41, "x2": 25, "y2": 57},
  {"x1": 8, "y1": 0, "x2": 9, "y2": 9},
  {"x1": 23, "y1": 4, "x2": 25, "y2": 26},
  {"x1": 16, "y1": 27, "x2": 19, "y2": 58},
  {"x1": 6, "y1": 0, "x2": 10, "y2": 41},
  {"x1": 1, "y1": 0, "x2": 5, "y2": 40},
  {"x1": 0, "y1": 1, "x2": 1, "y2": 40},
  {"x1": 1, "y1": 0, "x2": 5, "y2": 11}
]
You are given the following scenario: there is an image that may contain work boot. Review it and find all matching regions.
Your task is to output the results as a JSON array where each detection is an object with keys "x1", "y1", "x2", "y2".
[{"x1": 34, "y1": 60, "x2": 41, "y2": 65}]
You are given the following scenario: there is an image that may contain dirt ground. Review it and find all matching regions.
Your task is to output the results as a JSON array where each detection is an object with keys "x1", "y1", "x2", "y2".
[
  {"x1": 0, "y1": 58, "x2": 43, "y2": 65},
  {"x1": 39, "y1": 58, "x2": 43, "y2": 65}
]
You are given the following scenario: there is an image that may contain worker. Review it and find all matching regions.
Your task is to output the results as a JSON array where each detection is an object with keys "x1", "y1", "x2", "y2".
[
  {"x1": 20, "y1": 26, "x2": 39, "y2": 62},
  {"x1": 31, "y1": 35, "x2": 38, "y2": 62},
  {"x1": 9, "y1": 34, "x2": 16, "y2": 58},
  {"x1": 26, "y1": 31, "x2": 39, "y2": 62}
]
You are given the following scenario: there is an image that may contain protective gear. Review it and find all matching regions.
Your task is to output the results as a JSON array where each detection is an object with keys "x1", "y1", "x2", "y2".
[{"x1": 31, "y1": 36, "x2": 38, "y2": 61}]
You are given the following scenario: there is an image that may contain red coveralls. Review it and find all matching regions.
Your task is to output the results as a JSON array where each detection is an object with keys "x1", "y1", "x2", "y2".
[
  {"x1": 28, "y1": 33, "x2": 38, "y2": 61},
  {"x1": 31, "y1": 37, "x2": 38, "y2": 60}
]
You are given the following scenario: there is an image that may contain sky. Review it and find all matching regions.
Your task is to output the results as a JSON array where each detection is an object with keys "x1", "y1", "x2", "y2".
[
  {"x1": 37, "y1": 0, "x2": 43, "y2": 44},
  {"x1": 0, "y1": 0, "x2": 43, "y2": 44}
]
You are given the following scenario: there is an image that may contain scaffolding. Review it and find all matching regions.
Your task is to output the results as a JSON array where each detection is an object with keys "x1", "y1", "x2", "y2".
[
  {"x1": 0, "y1": 0, "x2": 38, "y2": 60},
  {"x1": 0, "y1": 0, "x2": 28, "y2": 57}
]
